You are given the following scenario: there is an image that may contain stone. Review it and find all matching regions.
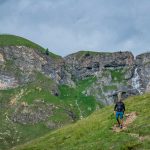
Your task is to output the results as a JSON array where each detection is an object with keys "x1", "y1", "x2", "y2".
[{"x1": 0, "y1": 53, "x2": 4, "y2": 62}]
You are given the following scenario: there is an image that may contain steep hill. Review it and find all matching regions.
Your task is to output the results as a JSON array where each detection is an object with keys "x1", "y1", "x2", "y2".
[
  {"x1": 0, "y1": 34, "x2": 45, "y2": 51},
  {"x1": 12, "y1": 93, "x2": 150, "y2": 150},
  {"x1": 0, "y1": 34, "x2": 60, "y2": 59}
]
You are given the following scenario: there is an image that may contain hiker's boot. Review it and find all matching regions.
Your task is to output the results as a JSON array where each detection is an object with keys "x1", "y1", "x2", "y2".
[{"x1": 120, "y1": 125, "x2": 123, "y2": 129}]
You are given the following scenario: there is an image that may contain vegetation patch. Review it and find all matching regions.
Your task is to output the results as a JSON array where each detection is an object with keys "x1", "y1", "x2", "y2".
[
  {"x1": 58, "y1": 77, "x2": 100, "y2": 118},
  {"x1": 103, "y1": 85, "x2": 117, "y2": 92},
  {"x1": 70, "y1": 50, "x2": 111, "y2": 60},
  {"x1": 0, "y1": 34, "x2": 60, "y2": 59},
  {"x1": 0, "y1": 74, "x2": 101, "y2": 150},
  {"x1": 13, "y1": 93, "x2": 150, "y2": 150},
  {"x1": 110, "y1": 68, "x2": 124, "y2": 82}
]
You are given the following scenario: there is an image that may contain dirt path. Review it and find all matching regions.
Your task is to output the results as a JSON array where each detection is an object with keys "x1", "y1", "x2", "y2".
[
  {"x1": 113, "y1": 112, "x2": 137, "y2": 132},
  {"x1": 129, "y1": 133, "x2": 150, "y2": 142}
]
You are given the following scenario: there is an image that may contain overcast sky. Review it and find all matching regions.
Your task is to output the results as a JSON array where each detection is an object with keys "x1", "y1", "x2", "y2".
[{"x1": 0, "y1": 0, "x2": 150, "y2": 56}]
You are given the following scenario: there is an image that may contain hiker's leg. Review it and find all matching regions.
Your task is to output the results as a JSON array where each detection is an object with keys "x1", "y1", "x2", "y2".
[
  {"x1": 120, "y1": 119, "x2": 123, "y2": 125},
  {"x1": 116, "y1": 112, "x2": 120, "y2": 126},
  {"x1": 119, "y1": 112, "x2": 124, "y2": 128},
  {"x1": 117, "y1": 118, "x2": 120, "y2": 125}
]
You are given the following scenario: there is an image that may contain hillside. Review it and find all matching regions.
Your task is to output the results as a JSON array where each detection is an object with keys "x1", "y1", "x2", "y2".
[
  {"x1": 0, "y1": 73, "x2": 99, "y2": 150},
  {"x1": 12, "y1": 93, "x2": 150, "y2": 150},
  {"x1": 0, "y1": 34, "x2": 60, "y2": 59}
]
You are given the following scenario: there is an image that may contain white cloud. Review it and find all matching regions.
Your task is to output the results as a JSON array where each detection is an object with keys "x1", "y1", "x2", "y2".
[{"x1": 0, "y1": 0, "x2": 150, "y2": 56}]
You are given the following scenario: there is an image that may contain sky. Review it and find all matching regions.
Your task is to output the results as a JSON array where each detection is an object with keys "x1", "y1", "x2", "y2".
[{"x1": 0, "y1": 0, "x2": 150, "y2": 56}]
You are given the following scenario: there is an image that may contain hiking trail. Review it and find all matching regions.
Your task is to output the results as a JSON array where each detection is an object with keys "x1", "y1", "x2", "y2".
[{"x1": 113, "y1": 112, "x2": 137, "y2": 132}]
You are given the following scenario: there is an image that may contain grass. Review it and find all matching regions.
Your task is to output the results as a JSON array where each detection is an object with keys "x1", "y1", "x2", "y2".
[
  {"x1": 12, "y1": 93, "x2": 150, "y2": 150},
  {"x1": 70, "y1": 51, "x2": 111, "y2": 59},
  {"x1": 103, "y1": 85, "x2": 117, "y2": 92},
  {"x1": 0, "y1": 72, "x2": 60, "y2": 150},
  {"x1": 110, "y1": 68, "x2": 124, "y2": 82},
  {"x1": 0, "y1": 34, "x2": 60, "y2": 59},
  {"x1": 58, "y1": 77, "x2": 100, "y2": 118},
  {"x1": 0, "y1": 72, "x2": 63, "y2": 150},
  {"x1": 0, "y1": 73, "x2": 101, "y2": 150}
]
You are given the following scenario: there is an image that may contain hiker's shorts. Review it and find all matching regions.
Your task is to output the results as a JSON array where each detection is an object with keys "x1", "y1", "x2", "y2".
[{"x1": 116, "y1": 112, "x2": 124, "y2": 119}]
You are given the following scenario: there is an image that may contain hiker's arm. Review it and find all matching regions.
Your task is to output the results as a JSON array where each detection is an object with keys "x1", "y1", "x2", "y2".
[
  {"x1": 114, "y1": 104, "x2": 117, "y2": 115},
  {"x1": 123, "y1": 103, "x2": 125, "y2": 111},
  {"x1": 114, "y1": 103, "x2": 117, "y2": 111}
]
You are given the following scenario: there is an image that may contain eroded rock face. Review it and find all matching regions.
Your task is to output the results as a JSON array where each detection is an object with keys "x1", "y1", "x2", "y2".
[
  {"x1": 64, "y1": 51, "x2": 150, "y2": 104},
  {"x1": 0, "y1": 46, "x2": 149, "y2": 105},
  {"x1": 0, "y1": 52, "x2": 5, "y2": 62},
  {"x1": 2, "y1": 46, "x2": 47, "y2": 72},
  {"x1": 0, "y1": 46, "x2": 74, "y2": 87},
  {"x1": 146, "y1": 82, "x2": 150, "y2": 93},
  {"x1": 0, "y1": 75, "x2": 18, "y2": 89},
  {"x1": 64, "y1": 51, "x2": 134, "y2": 80},
  {"x1": 135, "y1": 52, "x2": 150, "y2": 93}
]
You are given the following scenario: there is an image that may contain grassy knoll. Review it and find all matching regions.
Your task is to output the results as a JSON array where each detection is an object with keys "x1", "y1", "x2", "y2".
[{"x1": 12, "y1": 93, "x2": 150, "y2": 150}]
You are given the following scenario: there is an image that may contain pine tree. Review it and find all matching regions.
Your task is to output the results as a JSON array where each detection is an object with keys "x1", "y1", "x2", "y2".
[{"x1": 45, "y1": 48, "x2": 49, "y2": 55}]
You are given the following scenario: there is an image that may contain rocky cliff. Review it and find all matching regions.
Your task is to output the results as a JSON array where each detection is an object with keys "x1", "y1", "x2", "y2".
[
  {"x1": 0, "y1": 46, "x2": 150, "y2": 105},
  {"x1": 135, "y1": 52, "x2": 150, "y2": 93},
  {"x1": 64, "y1": 51, "x2": 150, "y2": 104},
  {"x1": 65, "y1": 51, "x2": 134, "y2": 80},
  {"x1": 0, "y1": 46, "x2": 74, "y2": 90}
]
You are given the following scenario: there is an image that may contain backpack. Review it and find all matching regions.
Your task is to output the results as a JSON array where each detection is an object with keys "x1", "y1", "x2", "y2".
[{"x1": 116, "y1": 102, "x2": 124, "y2": 112}]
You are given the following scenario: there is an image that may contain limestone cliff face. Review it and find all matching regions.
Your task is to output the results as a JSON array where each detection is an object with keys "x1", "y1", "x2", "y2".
[
  {"x1": 64, "y1": 51, "x2": 150, "y2": 105},
  {"x1": 0, "y1": 46, "x2": 149, "y2": 105},
  {"x1": 64, "y1": 51, "x2": 134, "y2": 80},
  {"x1": 64, "y1": 51, "x2": 135, "y2": 104},
  {"x1": 0, "y1": 46, "x2": 74, "y2": 89},
  {"x1": 135, "y1": 52, "x2": 150, "y2": 93}
]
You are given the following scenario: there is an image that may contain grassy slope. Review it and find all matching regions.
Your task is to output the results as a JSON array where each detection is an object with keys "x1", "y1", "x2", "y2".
[
  {"x1": 0, "y1": 73, "x2": 100, "y2": 150},
  {"x1": 0, "y1": 73, "x2": 62, "y2": 150},
  {"x1": 13, "y1": 93, "x2": 150, "y2": 150},
  {"x1": 0, "y1": 34, "x2": 60, "y2": 59},
  {"x1": 68, "y1": 51, "x2": 111, "y2": 60},
  {"x1": 58, "y1": 77, "x2": 101, "y2": 118}
]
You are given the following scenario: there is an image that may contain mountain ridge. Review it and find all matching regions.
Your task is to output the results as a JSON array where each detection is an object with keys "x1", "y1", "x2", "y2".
[{"x1": 0, "y1": 34, "x2": 149, "y2": 58}]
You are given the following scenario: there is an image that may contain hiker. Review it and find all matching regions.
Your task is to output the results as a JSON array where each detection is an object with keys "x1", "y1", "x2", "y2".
[{"x1": 114, "y1": 92, "x2": 125, "y2": 129}]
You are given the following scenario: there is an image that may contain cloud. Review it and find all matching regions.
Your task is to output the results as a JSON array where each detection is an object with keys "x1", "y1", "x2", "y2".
[{"x1": 0, "y1": 0, "x2": 150, "y2": 56}]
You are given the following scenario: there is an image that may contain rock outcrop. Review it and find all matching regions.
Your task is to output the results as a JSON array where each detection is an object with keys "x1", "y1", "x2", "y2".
[
  {"x1": 64, "y1": 51, "x2": 150, "y2": 105},
  {"x1": 64, "y1": 51, "x2": 134, "y2": 80},
  {"x1": 64, "y1": 51, "x2": 136, "y2": 104},
  {"x1": 135, "y1": 52, "x2": 150, "y2": 93},
  {"x1": 0, "y1": 46, "x2": 149, "y2": 105},
  {"x1": 0, "y1": 46, "x2": 74, "y2": 89}
]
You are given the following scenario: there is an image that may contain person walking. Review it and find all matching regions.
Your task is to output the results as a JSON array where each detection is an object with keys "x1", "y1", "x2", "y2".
[{"x1": 114, "y1": 92, "x2": 125, "y2": 129}]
